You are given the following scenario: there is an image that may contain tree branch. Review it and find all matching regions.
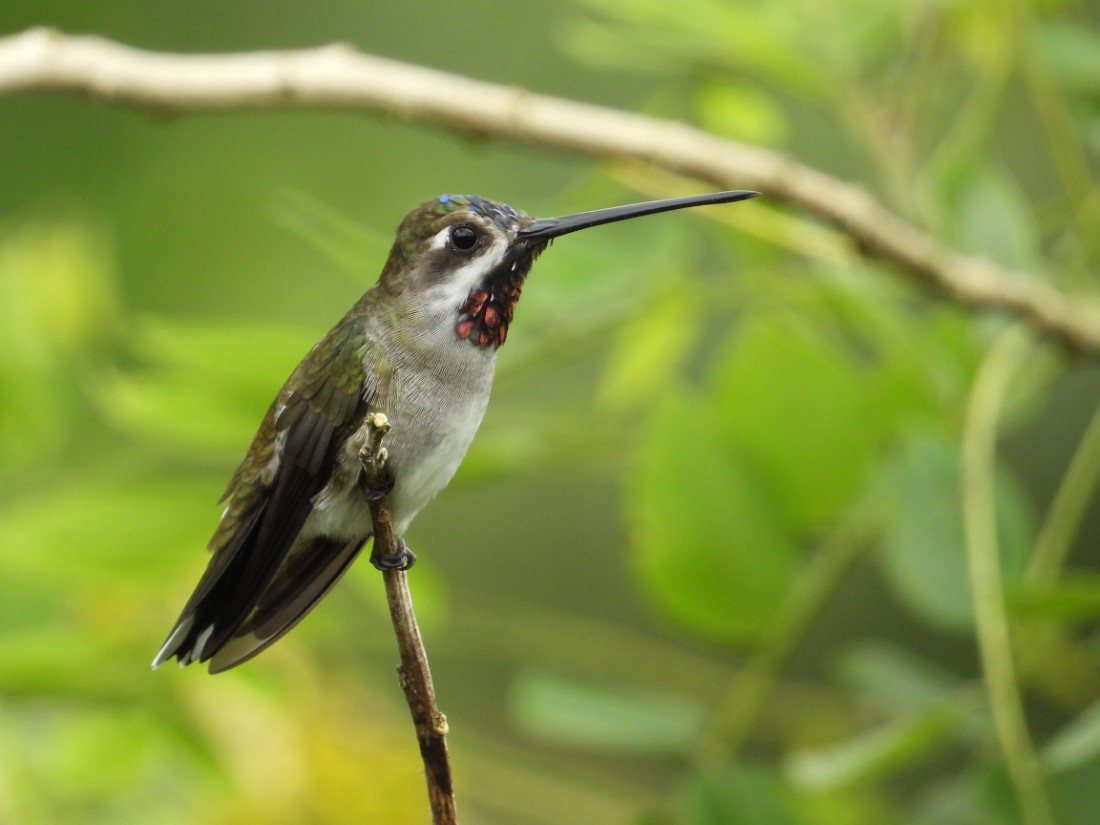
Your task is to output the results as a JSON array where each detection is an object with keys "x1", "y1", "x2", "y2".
[
  {"x1": 3, "y1": 27, "x2": 1099, "y2": 354},
  {"x1": 358, "y1": 412, "x2": 458, "y2": 825}
]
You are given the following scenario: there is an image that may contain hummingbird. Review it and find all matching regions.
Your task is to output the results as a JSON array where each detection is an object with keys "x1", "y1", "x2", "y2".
[{"x1": 153, "y1": 189, "x2": 758, "y2": 673}]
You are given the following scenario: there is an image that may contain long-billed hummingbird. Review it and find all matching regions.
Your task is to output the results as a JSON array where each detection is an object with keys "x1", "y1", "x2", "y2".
[{"x1": 153, "y1": 189, "x2": 758, "y2": 672}]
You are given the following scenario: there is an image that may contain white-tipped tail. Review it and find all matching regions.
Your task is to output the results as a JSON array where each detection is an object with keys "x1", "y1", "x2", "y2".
[{"x1": 151, "y1": 616, "x2": 194, "y2": 669}]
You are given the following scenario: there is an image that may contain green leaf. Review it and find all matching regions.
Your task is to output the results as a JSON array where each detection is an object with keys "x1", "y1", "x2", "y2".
[
  {"x1": 509, "y1": 670, "x2": 704, "y2": 754},
  {"x1": 627, "y1": 392, "x2": 801, "y2": 644},
  {"x1": 0, "y1": 216, "x2": 120, "y2": 468},
  {"x1": 952, "y1": 165, "x2": 1040, "y2": 271},
  {"x1": 1038, "y1": 21, "x2": 1100, "y2": 94},
  {"x1": 0, "y1": 476, "x2": 216, "y2": 587},
  {"x1": 563, "y1": 0, "x2": 826, "y2": 95},
  {"x1": 271, "y1": 190, "x2": 392, "y2": 284},
  {"x1": 596, "y1": 284, "x2": 702, "y2": 413},
  {"x1": 0, "y1": 215, "x2": 119, "y2": 362},
  {"x1": 879, "y1": 431, "x2": 1034, "y2": 632},
  {"x1": 710, "y1": 314, "x2": 887, "y2": 531},
  {"x1": 97, "y1": 369, "x2": 263, "y2": 459},
  {"x1": 132, "y1": 317, "x2": 314, "y2": 394},
  {"x1": 1048, "y1": 755, "x2": 1100, "y2": 825},
  {"x1": 1044, "y1": 698, "x2": 1100, "y2": 773},
  {"x1": 30, "y1": 708, "x2": 162, "y2": 799},
  {"x1": 981, "y1": 753, "x2": 1100, "y2": 825},
  {"x1": 836, "y1": 642, "x2": 962, "y2": 714},
  {"x1": 1007, "y1": 572, "x2": 1100, "y2": 623},
  {"x1": 679, "y1": 764, "x2": 811, "y2": 825},
  {"x1": 95, "y1": 318, "x2": 315, "y2": 459},
  {"x1": 785, "y1": 705, "x2": 963, "y2": 790},
  {"x1": 694, "y1": 81, "x2": 788, "y2": 145}
]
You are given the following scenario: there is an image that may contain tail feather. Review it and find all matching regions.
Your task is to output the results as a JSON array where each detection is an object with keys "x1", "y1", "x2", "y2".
[
  {"x1": 152, "y1": 533, "x2": 367, "y2": 672},
  {"x1": 210, "y1": 536, "x2": 365, "y2": 673}
]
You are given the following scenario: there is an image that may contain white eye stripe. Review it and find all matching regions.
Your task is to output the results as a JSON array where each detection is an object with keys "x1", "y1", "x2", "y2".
[
  {"x1": 418, "y1": 235, "x2": 509, "y2": 312},
  {"x1": 428, "y1": 224, "x2": 479, "y2": 251},
  {"x1": 429, "y1": 227, "x2": 452, "y2": 251}
]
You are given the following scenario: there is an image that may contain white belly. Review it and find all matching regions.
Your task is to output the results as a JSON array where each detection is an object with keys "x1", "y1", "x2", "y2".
[
  {"x1": 301, "y1": 357, "x2": 493, "y2": 542},
  {"x1": 387, "y1": 388, "x2": 488, "y2": 533}
]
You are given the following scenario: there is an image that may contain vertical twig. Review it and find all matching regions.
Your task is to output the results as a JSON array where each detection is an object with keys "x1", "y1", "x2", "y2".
[
  {"x1": 962, "y1": 328, "x2": 1054, "y2": 825},
  {"x1": 360, "y1": 412, "x2": 458, "y2": 825},
  {"x1": 1027, "y1": 399, "x2": 1100, "y2": 585}
]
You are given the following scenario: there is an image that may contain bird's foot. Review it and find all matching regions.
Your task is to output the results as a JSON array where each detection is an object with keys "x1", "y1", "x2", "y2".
[
  {"x1": 370, "y1": 538, "x2": 417, "y2": 571},
  {"x1": 358, "y1": 470, "x2": 394, "y2": 502}
]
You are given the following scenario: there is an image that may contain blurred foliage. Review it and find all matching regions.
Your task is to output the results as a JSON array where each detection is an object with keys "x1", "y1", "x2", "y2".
[{"x1": 2, "y1": 0, "x2": 1100, "y2": 824}]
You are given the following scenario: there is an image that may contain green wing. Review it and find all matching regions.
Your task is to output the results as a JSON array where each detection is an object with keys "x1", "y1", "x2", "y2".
[{"x1": 153, "y1": 315, "x2": 377, "y2": 670}]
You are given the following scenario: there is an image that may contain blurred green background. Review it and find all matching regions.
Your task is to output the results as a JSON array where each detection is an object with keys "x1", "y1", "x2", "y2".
[{"x1": 2, "y1": 1, "x2": 1100, "y2": 823}]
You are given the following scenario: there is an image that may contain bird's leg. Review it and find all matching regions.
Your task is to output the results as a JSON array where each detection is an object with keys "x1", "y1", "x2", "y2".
[{"x1": 354, "y1": 412, "x2": 417, "y2": 571}]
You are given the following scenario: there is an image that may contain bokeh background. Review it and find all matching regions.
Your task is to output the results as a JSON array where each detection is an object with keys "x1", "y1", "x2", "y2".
[{"x1": 2, "y1": 2, "x2": 1100, "y2": 823}]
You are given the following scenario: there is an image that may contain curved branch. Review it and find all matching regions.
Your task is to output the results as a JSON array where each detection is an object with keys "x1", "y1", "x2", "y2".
[{"x1": 3, "y1": 27, "x2": 1099, "y2": 353}]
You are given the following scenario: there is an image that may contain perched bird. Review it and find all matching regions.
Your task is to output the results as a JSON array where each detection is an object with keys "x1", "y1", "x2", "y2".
[{"x1": 153, "y1": 189, "x2": 758, "y2": 672}]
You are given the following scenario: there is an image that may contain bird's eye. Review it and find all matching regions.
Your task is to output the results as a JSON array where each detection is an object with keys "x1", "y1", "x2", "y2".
[{"x1": 450, "y1": 225, "x2": 479, "y2": 252}]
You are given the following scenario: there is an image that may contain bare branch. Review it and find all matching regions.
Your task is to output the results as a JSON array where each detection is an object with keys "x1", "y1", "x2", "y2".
[
  {"x1": 359, "y1": 413, "x2": 458, "y2": 825},
  {"x1": 3, "y1": 27, "x2": 1099, "y2": 353}
]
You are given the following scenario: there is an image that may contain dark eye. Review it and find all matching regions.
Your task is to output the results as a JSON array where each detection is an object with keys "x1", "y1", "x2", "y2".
[{"x1": 450, "y1": 225, "x2": 478, "y2": 252}]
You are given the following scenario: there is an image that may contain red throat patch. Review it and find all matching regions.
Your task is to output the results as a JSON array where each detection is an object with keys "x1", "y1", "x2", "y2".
[{"x1": 455, "y1": 285, "x2": 522, "y2": 348}]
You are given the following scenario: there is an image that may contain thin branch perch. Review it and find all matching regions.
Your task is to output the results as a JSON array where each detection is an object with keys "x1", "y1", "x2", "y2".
[
  {"x1": 1, "y1": 28, "x2": 1098, "y2": 354},
  {"x1": 359, "y1": 412, "x2": 458, "y2": 825}
]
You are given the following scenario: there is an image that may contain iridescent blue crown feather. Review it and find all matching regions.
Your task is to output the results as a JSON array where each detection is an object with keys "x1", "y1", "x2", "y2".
[{"x1": 436, "y1": 194, "x2": 527, "y2": 229}]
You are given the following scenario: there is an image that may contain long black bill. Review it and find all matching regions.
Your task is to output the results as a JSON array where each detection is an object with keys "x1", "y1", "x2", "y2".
[{"x1": 517, "y1": 189, "x2": 759, "y2": 241}]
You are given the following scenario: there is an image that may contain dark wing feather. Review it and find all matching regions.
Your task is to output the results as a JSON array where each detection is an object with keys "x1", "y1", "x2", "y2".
[
  {"x1": 153, "y1": 315, "x2": 376, "y2": 669},
  {"x1": 207, "y1": 535, "x2": 363, "y2": 673}
]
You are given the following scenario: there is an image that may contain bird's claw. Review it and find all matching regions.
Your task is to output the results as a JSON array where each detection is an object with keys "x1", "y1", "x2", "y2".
[
  {"x1": 370, "y1": 538, "x2": 416, "y2": 571},
  {"x1": 358, "y1": 472, "x2": 394, "y2": 502}
]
